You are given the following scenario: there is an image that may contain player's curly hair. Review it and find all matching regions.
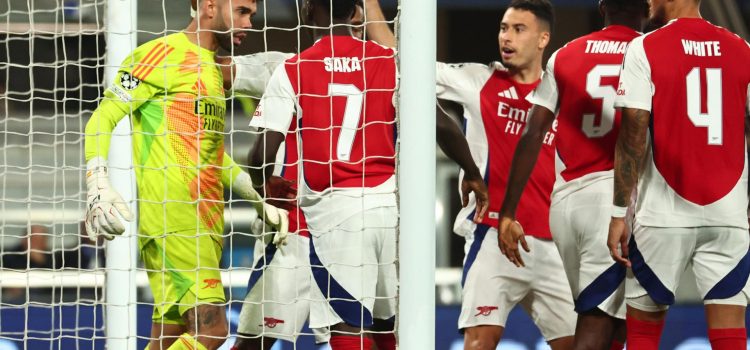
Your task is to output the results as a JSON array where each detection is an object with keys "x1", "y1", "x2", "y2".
[
  {"x1": 310, "y1": 0, "x2": 358, "y2": 21},
  {"x1": 508, "y1": 0, "x2": 554, "y2": 31}
]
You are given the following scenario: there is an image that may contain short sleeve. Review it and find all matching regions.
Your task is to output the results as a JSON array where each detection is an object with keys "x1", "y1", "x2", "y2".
[
  {"x1": 249, "y1": 64, "x2": 296, "y2": 134},
  {"x1": 614, "y1": 37, "x2": 653, "y2": 112},
  {"x1": 436, "y1": 62, "x2": 488, "y2": 104},
  {"x1": 233, "y1": 51, "x2": 294, "y2": 98},
  {"x1": 527, "y1": 50, "x2": 560, "y2": 113}
]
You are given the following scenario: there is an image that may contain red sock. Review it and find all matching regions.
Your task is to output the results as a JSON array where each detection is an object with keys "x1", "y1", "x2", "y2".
[
  {"x1": 626, "y1": 316, "x2": 664, "y2": 350},
  {"x1": 372, "y1": 333, "x2": 396, "y2": 350},
  {"x1": 610, "y1": 340, "x2": 625, "y2": 350},
  {"x1": 708, "y1": 328, "x2": 746, "y2": 350},
  {"x1": 329, "y1": 335, "x2": 374, "y2": 350}
]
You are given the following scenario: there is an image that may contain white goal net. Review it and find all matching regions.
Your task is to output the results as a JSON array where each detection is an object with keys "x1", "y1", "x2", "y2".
[{"x1": 0, "y1": 0, "x2": 435, "y2": 349}]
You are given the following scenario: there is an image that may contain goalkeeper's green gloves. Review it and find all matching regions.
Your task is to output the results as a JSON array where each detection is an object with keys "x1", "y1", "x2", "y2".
[
  {"x1": 229, "y1": 170, "x2": 289, "y2": 247},
  {"x1": 84, "y1": 157, "x2": 134, "y2": 240}
]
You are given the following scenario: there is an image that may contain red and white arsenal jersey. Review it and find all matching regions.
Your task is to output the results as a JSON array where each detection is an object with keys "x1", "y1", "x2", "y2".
[
  {"x1": 278, "y1": 123, "x2": 309, "y2": 236},
  {"x1": 529, "y1": 25, "x2": 640, "y2": 199},
  {"x1": 253, "y1": 35, "x2": 397, "y2": 230},
  {"x1": 615, "y1": 18, "x2": 750, "y2": 229},
  {"x1": 437, "y1": 62, "x2": 557, "y2": 239}
]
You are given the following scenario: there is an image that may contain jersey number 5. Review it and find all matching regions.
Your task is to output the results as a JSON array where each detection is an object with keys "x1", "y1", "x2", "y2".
[
  {"x1": 686, "y1": 68, "x2": 723, "y2": 145},
  {"x1": 329, "y1": 83, "x2": 364, "y2": 161},
  {"x1": 582, "y1": 64, "x2": 620, "y2": 138}
]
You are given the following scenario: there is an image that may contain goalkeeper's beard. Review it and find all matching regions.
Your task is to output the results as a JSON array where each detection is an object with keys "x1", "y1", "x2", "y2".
[{"x1": 213, "y1": 13, "x2": 237, "y2": 52}]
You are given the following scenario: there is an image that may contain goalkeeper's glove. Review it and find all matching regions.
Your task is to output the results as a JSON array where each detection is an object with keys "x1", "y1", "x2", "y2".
[
  {"x1": 250, "y1": 216, "x2": 289, "y2": 248},
  {"x1": 229, "y1": 171, "x2": 289, "y2": 247},
  {"x1": 85, "y1": 157, "x2": 134, "y2": 241}
]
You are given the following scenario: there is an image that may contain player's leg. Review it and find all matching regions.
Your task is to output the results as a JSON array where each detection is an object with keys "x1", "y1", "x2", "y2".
[
  {"x1": 522, "y1": 237, "x2": 575, "y2": 350},
  {"x1": 550, "y1": 184, "x2": 626, "y2": 350},
  {"x1": 157, "y1": 232, "x2": 228, "y2": 350},
  {"x1": 371, "y1": 213, "x2": 398, "y2": 350},
  {"x1": 307, "y1": 208, "x2": 395, "y2": 350},
  {"x1": 460, "y1": 225, "x2": 532, "y2": 350},
  {"x1": 692, "y1": 226, "x2": 750, "y2": 349},
  {"x1": 371, "y1": 319, "x2": 396, "y2": 350},
  {"x1": 148, "y1": 322, "x2": 187, "y2": 350},
  {"x1": 141, "y1": 237, "x2": 190, "y2": 350},
  {"x1": 234, "y1": 234, "x2": 313, "y2": 350},
  {"x1": 625, "y1": 225, "x2": 694, "y2": 350}
]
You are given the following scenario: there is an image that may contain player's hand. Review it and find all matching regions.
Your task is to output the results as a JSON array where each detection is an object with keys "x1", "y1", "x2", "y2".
[
  {"x1": 84, "y1": 158, "x2": 134, "y2": 241},
  {"x1": 607, "y1": 217, "x2": 631, "y2": 267},
  {"x1": 264, "y1": 176, "x2": 296, "y2": 211},
  {"x1": 254, "y1": 202, "x2": 289, "y2": 247},
  {"x1": 498, "y1": 216, "x2": 529, "y2": 267},
  {"x1": 462, "y1": 174, "x2": 488, "y2": 223}
]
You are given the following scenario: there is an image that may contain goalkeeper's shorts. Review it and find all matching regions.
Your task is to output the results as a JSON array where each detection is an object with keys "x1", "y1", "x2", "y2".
[{"x1": 140, "y1": 231, "x2": 226, "y2": 325}]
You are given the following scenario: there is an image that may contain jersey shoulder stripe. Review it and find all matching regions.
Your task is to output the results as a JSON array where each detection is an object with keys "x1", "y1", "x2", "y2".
[{"x1": 133, "y1": 43, "x2": 175, "y2": 80}]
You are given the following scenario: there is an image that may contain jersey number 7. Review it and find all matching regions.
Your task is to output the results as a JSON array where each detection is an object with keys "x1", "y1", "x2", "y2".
[{"x1": 329, "y1": 83, "x2": 364, "y2": 161}]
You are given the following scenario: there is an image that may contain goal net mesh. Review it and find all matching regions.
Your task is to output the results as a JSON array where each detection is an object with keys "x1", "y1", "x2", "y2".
[{"x1": 0, "y1": 0, "x2": 399, "y2": 349}]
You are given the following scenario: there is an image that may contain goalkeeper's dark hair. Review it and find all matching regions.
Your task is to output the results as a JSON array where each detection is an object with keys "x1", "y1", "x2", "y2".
[
  {"x1": 508, "y1": 0, "x2": 554, "y2": 31},
  {"x1": 310, "y1": 0, "x2": 358, "y2": 21},
  {"x1": 601, "y1": 0, "x2": 648, "y2": 16}
]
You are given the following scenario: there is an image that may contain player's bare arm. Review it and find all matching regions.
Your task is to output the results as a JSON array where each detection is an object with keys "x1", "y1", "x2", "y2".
[
  {"x1": 436, "y1": 99, "x2": 488, "y2": 223},
  {"x1": 248, "y1": 131, "x2": 286, "y2": 190},
  {"x1": 608, "y1": 107, "x2": 650, "y2": 267},
  {"x1": 497, "y1": 104, "x2": 555, "y2": 268},
  {"x1": 363, "y1": 0, "x2": 396, "y2": 48}
]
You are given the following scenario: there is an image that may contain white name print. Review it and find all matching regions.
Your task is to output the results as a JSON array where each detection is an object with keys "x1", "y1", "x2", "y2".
[
  {"x1": 585, "y1": 40, "x2": 628, "y2": 54},
  {"x1": 681, "y1": 40, "x2": 721, "y2": 57},
  {"x1": 324, "y1": 57, "x2": 362, "y2": 72}
]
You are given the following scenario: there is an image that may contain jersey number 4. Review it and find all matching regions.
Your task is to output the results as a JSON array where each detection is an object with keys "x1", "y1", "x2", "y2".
[
  {"x1": 329, "y1": 83, "x2": 364, "y2": 161},
  {"x1": 686, "y1": 68, "x2": 723, "y2": 145},
  {"x1": 583, "y1": 64, "x2": 620, "y2": 138}
]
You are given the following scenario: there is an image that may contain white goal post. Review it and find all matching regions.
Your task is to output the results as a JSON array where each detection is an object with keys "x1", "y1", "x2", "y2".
[{"x1": 397, "y1": 0, "x2": 437, "y2": 349}]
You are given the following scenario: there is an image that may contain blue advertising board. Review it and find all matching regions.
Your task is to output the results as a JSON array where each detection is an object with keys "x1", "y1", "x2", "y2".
[{"x1": 1, "y1": 303, "x2": 749, "y2": 350}]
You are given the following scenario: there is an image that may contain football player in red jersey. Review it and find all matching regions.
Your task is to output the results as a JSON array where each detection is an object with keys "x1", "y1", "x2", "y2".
[
  {"x1": 609, "y1": 0, "x2": 750, "y2": 349},
  {"x1": 246, "y1": 0, "x2": 436, "y2": 349},
  {"x1": 436, "y1": 1, "x2": 577, "y2": 349},
  {"x1": 226, "y1": 2, "x2": 399, "y2": 349},
  {"x1": 498, "y1": 1, "x2": 647, "y2": 349}
]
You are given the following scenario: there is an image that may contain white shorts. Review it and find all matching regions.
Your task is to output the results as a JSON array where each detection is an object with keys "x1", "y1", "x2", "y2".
[
  {"x1": 307, "y1": 206, "x2": 398, "y2": 330},
  {"x1": 627, "y1": 224, "x2": 750, "y2": 310},
  {"x1": 459, "y1": 224, "x2": 576, "y2": 341},
  {"x1": 237, "y1": 234, "x2": 317, "y2": 343},
  {"x1": 550, "y1": 179, "x2": 626, "y2": 319}
]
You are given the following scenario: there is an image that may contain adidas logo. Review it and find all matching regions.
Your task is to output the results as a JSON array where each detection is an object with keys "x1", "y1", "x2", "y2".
[{"x1": 498, "y1": 87, "x2": 519, "y2": 100}]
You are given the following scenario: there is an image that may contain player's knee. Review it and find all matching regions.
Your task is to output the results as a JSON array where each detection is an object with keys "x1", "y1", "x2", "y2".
[
  {"x1": 464, "y1": 337, "x2": 498, "y2": 350},
  {"x1": 463, "y1": 327, "x2": 501, "y2": 350},
  {"x1": 573, "y1": 337, "x2": 608, "y2": 350}
]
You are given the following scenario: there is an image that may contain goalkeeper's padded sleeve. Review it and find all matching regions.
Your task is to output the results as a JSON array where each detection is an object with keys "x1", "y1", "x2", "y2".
[{"x1": 221, "y1": 153, "x2": 261, "y2": 202}]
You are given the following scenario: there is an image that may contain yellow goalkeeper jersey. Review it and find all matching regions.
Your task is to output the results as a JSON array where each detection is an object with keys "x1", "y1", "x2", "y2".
[{"x1": 85, "y1": 32, "x2": 227, "y2": 240}]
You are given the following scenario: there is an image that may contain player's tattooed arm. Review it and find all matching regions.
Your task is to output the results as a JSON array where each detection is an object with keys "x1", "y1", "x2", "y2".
[
  {"x1": 613, "y1": 107, "x2": 650, "y2": 207},
  {"x1": 499, "y1": 104, "x2": 555, "y2": 219},
  {"x1": 436, "y1": 99, "x2": 488, "y2": 222},
  {"x1": 608, "y1": 107, "x2": 649, "y2": 267}
]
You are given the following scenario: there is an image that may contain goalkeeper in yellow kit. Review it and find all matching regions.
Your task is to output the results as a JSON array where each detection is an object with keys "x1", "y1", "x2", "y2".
[{"x1": 83, "y1": 1, "x2": 287, "y2": 349}]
